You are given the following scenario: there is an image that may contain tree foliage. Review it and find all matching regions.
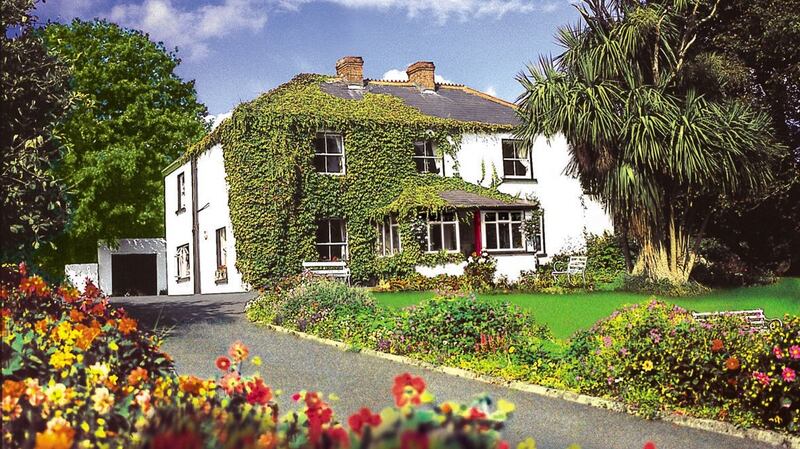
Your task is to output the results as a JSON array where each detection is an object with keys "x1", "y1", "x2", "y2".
[
  {"x1": 36, "y1": 19, "x2": 207, "y2": 274},
  {"x1": 695, "y1": 0, "x2": 800, "y2": 275},
  {"x1": 0, "y1": 0, "x2": 70, "y2": 260},
  {"x1": 516, "y1": 0, "x2": 781, "y2": 283}
]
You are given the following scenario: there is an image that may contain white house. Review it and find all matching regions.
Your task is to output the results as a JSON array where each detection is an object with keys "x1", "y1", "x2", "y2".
[{"x1": 163, "y1": 57, "x2": 612, "y2": 294}]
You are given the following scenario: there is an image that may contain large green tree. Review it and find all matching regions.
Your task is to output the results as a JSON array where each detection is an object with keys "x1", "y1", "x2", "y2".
[
  {"x1": 1, "y1": 0, "x2": 71, "y2": 260},
  {"x1": 695, "y1": 0, "x2": 800, "y2": 275},
  {"x1": 516, "y1": 0, "x2": 781, "y2": 283},
  {"x1": 36, "y1": 19, "x2": 207, "y2": 274}
]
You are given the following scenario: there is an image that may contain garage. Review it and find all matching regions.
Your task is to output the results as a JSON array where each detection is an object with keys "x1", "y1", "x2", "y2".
[{"x1": 111, "y1": 253, "x2": 158, "y2": 296}]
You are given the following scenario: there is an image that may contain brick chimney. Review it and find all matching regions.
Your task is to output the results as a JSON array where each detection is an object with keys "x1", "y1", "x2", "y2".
[
  {"x1": 336, "y1": 56, "x2": 364, "y2": 86},
  {"x1": 407, "y1": 61, "x2": 436, "y2": 91}
]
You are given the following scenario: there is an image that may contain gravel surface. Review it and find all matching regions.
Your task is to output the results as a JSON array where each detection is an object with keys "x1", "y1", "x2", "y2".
[{"x1": 113, "y1": 293, "x2": 779, "y2": 449}]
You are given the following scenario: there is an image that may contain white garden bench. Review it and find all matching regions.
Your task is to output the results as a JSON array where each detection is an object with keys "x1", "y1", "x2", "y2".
[
  {"x1": 302, "y1": 261, "x2": 351, "y2": 285},
  {"x1": 551, "y1": 256, "x2": 588, "y2": 286},
  {"x1": 692, "y1": 309, "x2": 782, "y2": 332}
]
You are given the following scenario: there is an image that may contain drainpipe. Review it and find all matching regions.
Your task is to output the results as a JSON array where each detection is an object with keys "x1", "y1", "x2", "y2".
[
  {"x1": 473, "y1": 210, "x2": 482, "y2": 254},
  {"x1": 191, "y1": 155, "x2": 201, "y2": 294}
]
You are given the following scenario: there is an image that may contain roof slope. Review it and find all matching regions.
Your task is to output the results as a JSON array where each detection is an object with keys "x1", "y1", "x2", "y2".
[{"x1": 320, "y1": 80, "x2": 519, "y2": 126}]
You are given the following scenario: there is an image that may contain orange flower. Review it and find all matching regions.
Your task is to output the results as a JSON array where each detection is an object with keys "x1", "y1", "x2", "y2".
[
  {"x1": 127, "y1": 367, "x2": 149, "y2": 386},
  {"x1": 228, "y1": 341, "x2": 249, "y2": 363},
  {"x1": 257, "y1": 432, "x2": 277, "y2": 449},
  {"x1": 2, "y1": 379, "x2": 25, "y2": 399},
  {"x1": 35, "y1": 319, "x2": 49, "y2": 334},
  {"x1": 69, "y1": 309, "x2": 85, "y2": 323},
  {"x1": 117, "y1": 317, "x2": 138, "y2": 335},
  {"x1": 710, "y1": 339, "x2": 724, "y2": 353},
  {"x1": 75, "y1": 325, "x2": 102, "y2": 350},
  {"x1": 725, "y1": 357, "x2": 740, "y2": 371},
  {"x1": 178, "y1": 375, "x2": 204, "y2": 395},
  {"x1": 34, "y1": 418, "x2": 75, "y2": 449},
  {"x1": 216, "y1": 356, "x2": 232, "y2": 371},
  {"x1": 392, "y1": 373, "x2": 426, "y2": 407}
]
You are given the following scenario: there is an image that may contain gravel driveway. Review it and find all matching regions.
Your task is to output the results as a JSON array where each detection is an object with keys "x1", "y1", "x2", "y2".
[{"x1": 113, "y1": 293, "x2": 780, "y2": 449}]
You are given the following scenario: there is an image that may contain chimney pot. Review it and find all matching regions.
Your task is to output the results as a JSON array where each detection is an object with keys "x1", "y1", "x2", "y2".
[
  {"x1": 336, "y1": 56, "x2": 364, "y2": 86},
  {"x1": 407, "y1": 61, "x2": 436, "y2": 91}
]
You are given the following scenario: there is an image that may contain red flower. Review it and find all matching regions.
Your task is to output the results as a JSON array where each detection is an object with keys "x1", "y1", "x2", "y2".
[
  {"x1": 326, "y1": 427, "x2": 350, "y2": 448},
  {"x1": 246, "y1": 377, "x2": 272, "y2": 405},
  {"x1": 292, "y1": 393, "x2": 302, "y2": 401},
  {"x1": 725, "y1": 357, "x2": 740, "y2": 371},
  {"x1": 392, "y1": 373, "x2": 426, "y2": 407},
  {"x1": 400, "y1": 431, "x2": 429, "y2": 449},
  {"x1": 215, "y1": 356, "x2": 232, "y2": 371},
  {"x1": 497, "y1": 441, "x2": 510, "y2": 449},
  {"x1": 710, "y1": 339, "x2": 724, "y2": 353},
  {"x1": 643, "y1": 442, "x2": 657, "y2": 449},
  {"x1": 348, "y1": 407, "x2": 381, "y2": 435},
  {"x1": 467, "y1": 407, "x2": 487, "y2": 420},
  {"x1": 152, "y1": 431, "x2": 203, "y2": 449}
]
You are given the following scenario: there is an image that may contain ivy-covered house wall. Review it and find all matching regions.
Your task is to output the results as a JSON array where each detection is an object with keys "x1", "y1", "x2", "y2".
[{"x1": 210, "y1": 74, "x2": 524, "y2": 288}]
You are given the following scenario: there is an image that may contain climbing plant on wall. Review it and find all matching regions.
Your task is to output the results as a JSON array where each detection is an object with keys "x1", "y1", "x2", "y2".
[{"x1": 190, "y1": 74, "x2": 522, "y2": 288}]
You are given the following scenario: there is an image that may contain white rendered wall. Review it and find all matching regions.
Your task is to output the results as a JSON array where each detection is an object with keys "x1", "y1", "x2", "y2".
[
  {"x1": 415, "y1": 262, "x2": 466, "y2": 277},
  {"x1": 195, "y1": 144, "x2": 247, "y2": 294},
  {"x1": 454, "y1": 133, "x2": 612, "y2": 260},
  {"x1": 64, "y1": 263, "x2": 98, "y2": 292},
  {"x1": 164, "y1": 160, "x2": 195, "y2": 295},
  {"x1": 96, "y1": 239, "x2": 167, "y2": 295}
]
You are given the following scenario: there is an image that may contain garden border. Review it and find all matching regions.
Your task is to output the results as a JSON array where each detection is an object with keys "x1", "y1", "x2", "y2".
[{"x1": 255, "y1": 321, "x2": 800, "y2": 449}]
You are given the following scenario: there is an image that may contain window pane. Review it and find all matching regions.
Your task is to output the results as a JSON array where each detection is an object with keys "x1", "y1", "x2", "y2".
[
  {"x1": 430, "y1": 224, "x2": 442, "y2": 251},
  {"x1": 514, "y1": 160, "x2": 527, "y2": 176},
  {"x1": 512, "y1": 223, "x2": 522, "y2": 248},
  {"x1": 442, "y1": 212, "x2": 455, "y2": 222},
  {"x1": 427, "y1": 158, "x2": 439, "y2": 174},
  {"x1": 314, "y1": 155, "x2": 327, "y2": 172},
  {"x1": 485, "y1": 223, "x2": 498, "y2": 249},
  {"x1": 316, "y1": 221, "x2": 329, "y2": 243},
  {"x1": 414, "y1": 142, "x2": 426, "y2": 157},
  {"x1": 329, "y1": 220, "x2": 345, "y2": 242},
  {"x1": 499, "y1": 223, "x2": 510, "y2": 248},
  {"x1": 314, "y1": 136, "x2": 326, "y2": 154},
  {"x1": 425, "y1": 141, "x2": 435, "y2": 157},
  {"x1": 511, "y1": 212, "x2": 522, "y2": 221},
  {"x1": 382, "y1": 222, "x2": 390, "y2": 253},
  {"x1": 316, "y1": 245, "x2": 329, "y2": 261},
  {"x1": 415, "y1": 158, "x2": 427, "y2": 173},
  {"x1": 443, "y1": 223, "x2": 457, "y2": 250},
  {"x1": 326, "y1": 135, "x2": 343, "y2": 154},
  {"x1": 326, "y1": 156, "x2": 342, "y2": 173},
  {"x1": 503, "y1": 160, "x2": 515, "y2": 177},
  {"x1": 485, "y1": 212, "x2": 496, "y2": 222},
  {"x1": 329, "y1": 245, "x2": 343, "y2": 261},
  {"x1": 502, "y1": 141, "x2": 514, "y2": 158},
  {"x1": 498, "y1": 212, "x2": 509, "y2": 221},
  {"x1": 391, "y1": 226, "x2": 400, "y2": 253}
]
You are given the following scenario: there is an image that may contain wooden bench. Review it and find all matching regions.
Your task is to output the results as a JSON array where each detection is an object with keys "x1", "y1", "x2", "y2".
[
  {"x1": 551, "y1": 256, "x2": 588, "y2": 286},
  {"x1": 302, "y1": 261, "x2": 351, "y2": 285},
  {"x1": 692, "y1": 309, "x2": 782, "y2": 332}
]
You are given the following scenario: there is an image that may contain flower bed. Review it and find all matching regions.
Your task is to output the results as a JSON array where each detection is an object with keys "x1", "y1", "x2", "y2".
[
  {"x1": 4, "y1": 263, "x2": 604, "y2": 449},
  {"x1": 247, "y1": 275, "x2": 799, "y2": 434}
]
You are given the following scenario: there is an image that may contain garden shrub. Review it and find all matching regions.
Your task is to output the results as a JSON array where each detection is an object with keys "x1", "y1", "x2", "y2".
[
  {"x1": 692, "y1": 238, "x2": 777, "y2": 287},
  {"x1": 567, "y1": 300, "x2": 799, "y2": 431},
  {"x1": 462, "y1": 251, "x2": 497, "y2": 292},
  {"x1": 621, "y1": 275, "x2": 709, "y2": 296},
  {"x1": 539, "y1": 232, "x2": 627, "y2": 290}
]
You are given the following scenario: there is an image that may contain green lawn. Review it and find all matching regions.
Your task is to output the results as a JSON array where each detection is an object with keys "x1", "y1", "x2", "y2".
[{"x1": 371, "y1": 277, "x2": 800, "y2": 340}]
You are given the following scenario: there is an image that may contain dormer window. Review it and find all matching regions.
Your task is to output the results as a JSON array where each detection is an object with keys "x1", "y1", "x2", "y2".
[
  {"x1": 413, "y1": 140, "x2": 443, "y2": 175},
  {"x1": 314, "y1": 132, "x2": 345, "y2": 175},
  {"x1": 502, "y1": 139, "x2": 532, "y2": 179}
]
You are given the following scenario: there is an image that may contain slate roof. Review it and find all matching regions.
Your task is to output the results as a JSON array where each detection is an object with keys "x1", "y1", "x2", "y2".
[
  {"x1": 319, "y1": 80, "x2": 520, "y2": 126},
  {"x1": 437, "y1": 190, "x2": 533, "y2": 209}
]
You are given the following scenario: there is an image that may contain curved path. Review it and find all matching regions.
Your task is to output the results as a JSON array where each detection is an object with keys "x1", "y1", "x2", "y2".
[{"x1": 113, "y1": 293, "x2": 779, "y2": 449}]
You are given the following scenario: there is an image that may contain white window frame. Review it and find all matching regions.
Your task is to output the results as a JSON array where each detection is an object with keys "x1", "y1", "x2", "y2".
[
  {"x1": 215, "y1": 227, "x2": 227, "y2": 269},
  {"x1": 175, "y1": 244, "x2": 190, "y2": 280},
  {"x1": 316, "y1": 218, "x2": 348, "y2": 261},
  {"x1": 376, "y1": 215, "x2": 401, "y2": 256},
  {"x1": 413, "y1": 140, "x2": 444, "y2": 176},
  {"x1": 425, "y1": 212, "x2": 460, "y2": 253},
  {"x1": 482, "y1": 210, "x2": 526, "y2": 252},
  {"x1": 176, "y1": 172, "x2": 186, "y2": 212},
  {"x1": 314, "y1": 132, "x2": 346, "y2": 175},
  {"x1": 501, "y1": 139, "x2": 532, "y2": 179}
]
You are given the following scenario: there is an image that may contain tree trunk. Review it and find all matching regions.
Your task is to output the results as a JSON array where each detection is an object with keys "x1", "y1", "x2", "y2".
[{"x1": 632, "y1": 226, "x2": 698, "y2": 284}]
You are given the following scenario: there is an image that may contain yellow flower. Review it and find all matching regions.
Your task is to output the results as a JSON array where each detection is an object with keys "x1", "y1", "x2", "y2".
[
  {"x1": 94, "y1": 427, "x2": 106, "y2": 439},
  {"x1": 508, "y1": 347, "x2": 516, "y2": 354},
  {"x1": 517, "y1": 437, "x2": 537, "y2": 449},
  {"x1": 642, "y1": 360, "x2": 654, "y2": 372},
  {"x1": 80, "y1": 422, "x2": 90, "y2": 433},
  {"x1": 251, "y1": 356, "x2": 262, "y2": 366},
  {"x1": 87, "y1": 363, "x2": 110, "y2": 382},
  {"x1": 108, "y1": 341, "x2": 119, "y2": 351},
  {"x1": 45, "y1": 383, "x2": 70, "y2": 407},
  {"x1": 49, "y1": 349, "x2": 76, "y2": 370}
]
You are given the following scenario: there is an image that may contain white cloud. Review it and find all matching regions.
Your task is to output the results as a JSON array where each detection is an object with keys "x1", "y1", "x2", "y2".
[
  {"x1": 381, "y1": 68, "x2": 453, "y2": 84},
  {"x1": 484, "y1": 85, "x2": 498, "y2": 97},
  {"x1": 107, "y1": 0, "x2": 269, "y2": 60},
  {"x1": 324, "y1": 0, "x2": 559, "y2": 22}
]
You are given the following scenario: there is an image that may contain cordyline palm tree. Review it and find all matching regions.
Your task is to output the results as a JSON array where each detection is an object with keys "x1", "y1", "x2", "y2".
[{"x1": 516, "y1": 0, "x2": 780, "y2": 284}]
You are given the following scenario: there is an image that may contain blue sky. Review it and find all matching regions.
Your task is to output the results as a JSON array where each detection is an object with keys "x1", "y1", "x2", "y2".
[{"x1": 37, "y1": 1, "x2": 580, "y2": 115}]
